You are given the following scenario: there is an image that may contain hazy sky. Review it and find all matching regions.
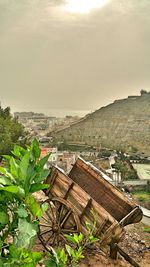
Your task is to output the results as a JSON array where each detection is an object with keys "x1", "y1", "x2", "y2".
[{"x1": 0, "y1": 0, "x2": 150, "y2": 117}]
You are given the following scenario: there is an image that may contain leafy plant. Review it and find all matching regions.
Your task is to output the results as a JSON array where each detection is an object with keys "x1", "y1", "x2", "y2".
[
  {"x1": 45, "y1": 248, "x2": 68, "y2": 267},
  {"x1": 0, "y1": 245, "x2": 42, "y2": 267},
  {"x1": 65, "y1": 244, "x2": 84, "y2": 267},
  {"x1": 0, "y1": 106, "x2": 28, "y2": 157},
  {"x1": 64, "y1": 217, "x2": 99, "y2": 267},
  {"x1": 0, "y1": 139, "x2": 50, "y2": 265},
  {"x1": 44, "y1": 210, "x2": 99, "y2": 267}
]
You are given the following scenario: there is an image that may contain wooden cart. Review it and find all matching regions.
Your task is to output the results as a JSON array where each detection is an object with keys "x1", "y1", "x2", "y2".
[{"x1": 38, "y1": 157, "x2": 143, "y2": 256}]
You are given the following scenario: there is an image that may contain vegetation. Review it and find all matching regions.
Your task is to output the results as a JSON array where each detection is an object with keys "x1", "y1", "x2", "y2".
[
  {"x1": 144, "y1": 226, "x2": 150, "y2": 233},
  {"x1": 140, "y1": 89, "x2": 150, "y2": 95},
  {"x1": 97, "y1": 150, "x2": 112, "y2": 158},
  {"x1": 0, "y1": 106, "x2": 27, "y2": 157},
  {"x1": 0, "y1": 139, "x2": 50, "y2": 266},
  {"x1": 112, "y1": 153, "x2": 138, "y2": 181},
  {"x1": 0, "y1": 139, "x2": 99, "y2": 267},
  {"x1": 58, "y1": 141, "x2": 95, "y2": 152},
  {"x1": 44, "y1": 217, "x2": 99, "y2": 267},
  {"x1": 132, "y1": 191, "x2": 150, "y2": 202}
]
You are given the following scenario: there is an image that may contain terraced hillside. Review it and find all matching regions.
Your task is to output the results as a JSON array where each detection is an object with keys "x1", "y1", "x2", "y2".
[{"x1": 52, "y1": 93, "x2": 150, "y2": 154}]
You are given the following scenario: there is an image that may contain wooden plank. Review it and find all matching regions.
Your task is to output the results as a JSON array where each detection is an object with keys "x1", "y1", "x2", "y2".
[
  {"x1": 110, "y1": 242, "x2": 118, "y2": 260},
  {"x1": 100, "y1": 222, "x2": 125, "y2": 247},
  {"x1": 64, "y1": 182, "x2": 74, "y2": 200},
  {"x1": 119, "y1": 207, "x2": 143, "y2": 226},
  {"x1": 96, "y1": 217, "x2": 108, "y2": 236},
  {"x1": 80, "y1": 198, "x2": 92, "y2": 221}
]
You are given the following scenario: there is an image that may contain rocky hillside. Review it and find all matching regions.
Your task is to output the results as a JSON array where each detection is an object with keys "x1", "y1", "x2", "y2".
[{"x1": 52, "y1": 93, "x2": 150, "y2": 155}]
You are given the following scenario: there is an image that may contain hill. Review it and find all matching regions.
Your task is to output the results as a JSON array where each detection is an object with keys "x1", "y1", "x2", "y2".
[{"x1": 52, "y1": 92, "x2": 150, "y2": 155}]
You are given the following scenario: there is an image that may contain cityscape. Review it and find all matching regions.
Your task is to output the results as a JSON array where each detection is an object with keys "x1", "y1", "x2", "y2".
[{"x1": 0, "y1": 0, "x2": 150, "y2": 266}]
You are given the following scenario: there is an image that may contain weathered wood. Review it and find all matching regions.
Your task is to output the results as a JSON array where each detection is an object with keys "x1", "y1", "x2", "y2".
[
  {"x1": 96, "y1": 217, "x2": 108, "y2": 236},
  {"x1": 116, "y1": 244, "x2": 142, "y2": 267},
  {"x1": 39, "y1": 197, "x2": 81, "y2": 249},
  {"x1": 51, "y1": 168, "x2": 115, "y2": 224},
  {"x1": 64, "y1": 182, "x2": 74, "y2": 200},
  {"x1": 100, "y1": 222, "x2": 125, "y2": 247},
  {"x1": 119, "y1": 207, "x2": 143, "y2": 226},
  {"x1": 80, "y1": 198, "x2": 92, "y2": 220},
  {"x1": 69, "y1": 158, "x2": 142, "y2": 223},
  {"x1": 110, "y1": 242, "x2": 118, "y2": 260}
]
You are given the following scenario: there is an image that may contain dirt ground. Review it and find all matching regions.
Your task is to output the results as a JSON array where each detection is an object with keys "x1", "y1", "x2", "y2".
[{"x1": 79, "y1": 252, "x2": 150, "y2": 267}]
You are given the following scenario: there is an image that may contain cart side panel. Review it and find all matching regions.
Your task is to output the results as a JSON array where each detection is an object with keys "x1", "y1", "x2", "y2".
[{"x1": 69, "y1": 158, "x2": 137, "y2": 222}]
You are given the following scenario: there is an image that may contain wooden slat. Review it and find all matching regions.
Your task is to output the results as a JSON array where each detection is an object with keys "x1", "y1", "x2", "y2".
[
  {"x1": 119, "y1": 207, "x2": 143, "y2": 226},
  {"x1": 64, "y1": 182, "x2": 74, "y2": 200},
  {"x1": 100, "y1": 221, "x2": 125, "y2": 247},
  {"x1": 96, "y1": 217, "x2": 108, "y2": 236},
  {"x1": 80, "y1": 198, "x2": 92, "y2": 221}
]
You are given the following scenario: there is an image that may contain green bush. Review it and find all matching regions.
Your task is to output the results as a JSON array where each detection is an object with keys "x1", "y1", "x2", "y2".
[{"x1": 0, "y1": 139, "x2": 50, "y2": 265}]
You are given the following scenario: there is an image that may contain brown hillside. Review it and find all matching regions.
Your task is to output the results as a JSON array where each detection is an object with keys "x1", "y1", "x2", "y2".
[{"x1": 52, "y1": 93, "x2": 150, "y2": 154}]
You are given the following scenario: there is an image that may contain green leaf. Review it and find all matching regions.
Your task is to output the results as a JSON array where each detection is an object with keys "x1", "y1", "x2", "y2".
[
  {"x1": 8, "y1": 245, "x2": 41, "y2": 266},
  {"x1": 0, "y1": 185, "x2": 25, "y2": 197},
  {"x1": 10, "y1": 157, "x2": 19, "y2": 178},
  {"x1": 41, "y1": 202, "x2": 48, "y2": 213},
  {"x1": 74, "y1": 233, "x2": 83, "y2": 244},
  {"x1": 2, "y1": 155, "x2": 11, "y2": 160},
  {"x1": 0, "y1": 166, "x2": 8, "y2": 175},
  {"x1": 0, "y1": 176, "x2": 12, "y2": 185},
  {"x1": 24, "y1": 164, "x2": 36, "y2": 194},
  {"x1": 25, "y1": 195, "x2": 42, "y2": 219},
  {"x1": 0, "y1": 211, "x2": 9, "y2": 225},
  {"x1": 0, "y1": 167, "x2": 14, "y2": 180},
  {"x1": 65, "y1": 244, "x2": 73, "y2": 257},
  {"x1": 9, "y1": 244, "x2": 21, "y2": 258},
  {"x1": 34, "y1": 169, "x2": 50, "y2": 183},
  {"x1": 16, "y1": 218, "x2": 38, "y2": 249},
  {"x1": 30, "y1": 183, "x2": 50, "y2": 193},
  {"x1": 65, "y1": 235, "x2": 77, "y2": 244},
  {"x1": 78, "y1": 233, "x2": 83, "y2": 242},
  {"x1": 31, "y1": 139, "x2": 41, "y2": 159},
  {"x1": 17, "y1": 206, "x2": 28, "y2": 218},
  {"x1": 89, "y1": 235, "x2": 99, "y2": 243},
  {"x1": 36, "y1": 154, "x2": 50, "y2": 170},
  {"x1": 21, "y1": 263, "x2": 38, "y2": 267},
  {"x1": 0, "y1": 238, "x2": 2, "y2": 254},
  {"x1": 19, "y1": 151, "x2": 30, "y2": 180},
  {"x1": 11, "y1": 145, "x2": 26, "y2": 159}
]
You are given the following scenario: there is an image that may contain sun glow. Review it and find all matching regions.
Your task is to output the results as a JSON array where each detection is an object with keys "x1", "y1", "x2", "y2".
[{"x1": 64, "y1": 0, "x2": 110, "y2": 14}]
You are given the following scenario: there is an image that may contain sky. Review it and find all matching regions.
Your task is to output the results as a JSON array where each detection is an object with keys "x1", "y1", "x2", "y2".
[{"x1": 0, "y1": 0, "x2": 150, "y2": 117}]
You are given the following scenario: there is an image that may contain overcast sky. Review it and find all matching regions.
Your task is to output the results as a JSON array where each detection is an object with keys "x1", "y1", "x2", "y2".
[{"x1": 0, "y1": 0, "x2": 150, "y2": 117}]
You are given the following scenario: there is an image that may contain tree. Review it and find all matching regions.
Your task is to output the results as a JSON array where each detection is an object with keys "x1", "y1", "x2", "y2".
[
  {"x1": 97, "y1": 150, "x2": 111, "y2": 158},
  {"x1": 0, "y1": 105, "x2": 27, "y2": 157},
  {"x1": 112, "y1": 159, "x2": 138, "y2": 181},
  {"x1": 140, "y1": 89, "x2": 148, "y2": 95}
]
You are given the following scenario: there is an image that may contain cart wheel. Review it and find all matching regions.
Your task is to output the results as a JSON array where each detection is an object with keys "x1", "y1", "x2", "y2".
[{"x1": 38, "y1": 197, "x2": 80, "y2": 250}]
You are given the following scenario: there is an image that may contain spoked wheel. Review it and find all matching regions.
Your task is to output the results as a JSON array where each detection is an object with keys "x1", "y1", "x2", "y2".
[{"x1": 38, "y1": 197, "x2": 80, "y2": 250}]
